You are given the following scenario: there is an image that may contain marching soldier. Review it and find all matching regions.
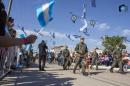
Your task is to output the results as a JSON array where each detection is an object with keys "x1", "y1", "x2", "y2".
[
  {"x1": 73, "y1": 37, "x2": 88, "y2": 75},
  {"x1": 38, "y1": 40, "x2": 48, "y2": 71},
  {"x1": 62, "y1": 46, "x2": 70, "y2": 70},
  {"x1": 110, "y1": 45, "x2": 124, "y2": 73},
  {"x1": 90, "y1": 48, "x2": 99, "y2": 70}
]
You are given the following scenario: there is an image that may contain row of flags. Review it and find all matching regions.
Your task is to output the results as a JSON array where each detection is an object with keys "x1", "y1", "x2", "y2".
[
  {"x1": 35, "y1": 0, "x2": 128, "y2": 39},
  {"x1": 35, "y1": 0, "x2": 128, "y2": 32},
  {"x1": 17, "y1": 25, "x2": 82, "y2": 42},
  {"x1": 70, "y1": 1, "x2": 97, "y2": 37},
  {"x1": 33, "y1": 0, "x2": 128, "y2": 42},
  {"x1": 35, "y1": 0, "x2": 91, "y2": 41}
]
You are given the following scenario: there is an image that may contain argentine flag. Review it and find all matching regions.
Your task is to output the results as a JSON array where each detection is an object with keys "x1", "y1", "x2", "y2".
[{"x1": 36, "y1": 0, "x2": 54, "y2": 27}]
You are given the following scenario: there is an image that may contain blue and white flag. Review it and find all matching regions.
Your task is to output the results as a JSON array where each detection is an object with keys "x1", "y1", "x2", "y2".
[
  {"x1": 82, "y1": 4, "x2": 86, "y2": 19},
  {"x1": 36, "y1": 0, "x2": 55, "y2": 27},
  {"x1": 79, "y1": 19, "x2": 88, "y2": 32}
]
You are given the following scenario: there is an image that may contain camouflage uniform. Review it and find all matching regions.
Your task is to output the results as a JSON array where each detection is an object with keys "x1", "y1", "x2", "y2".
[
  {"x1": 90, "y1": 50, "x2": 99, "y2": 70},
  {"x1": 38, "y1": 41, "x2": 48, "y2": 71},
  {"x1": 62, "y1": 48, "x2": 70, "y2": 70},
  {"x1": 110, "y1": 48, "x2": 123, "y2": 73},
  {"x1": 73, "y1": 43, "x2": 88, "y2": 74}
]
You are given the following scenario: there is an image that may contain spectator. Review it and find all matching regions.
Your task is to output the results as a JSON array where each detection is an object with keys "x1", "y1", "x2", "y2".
[
  {"x1": 0, "y1": 1, "x2": 37, "y2": 47},
  {"x1": 104, "y1": 55, "x2": 109, "y2": 66},
  {"x1": 122, "y1": 53, "x2": 129, "y2": 65},
  {"x1": 99, "y1": 53, "x2": 105, "y2": 65}
]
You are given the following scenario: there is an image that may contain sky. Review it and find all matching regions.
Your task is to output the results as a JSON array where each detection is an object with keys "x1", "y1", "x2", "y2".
[{"x1": 3, "y1": 0, "x2": 130, "y2": 52}]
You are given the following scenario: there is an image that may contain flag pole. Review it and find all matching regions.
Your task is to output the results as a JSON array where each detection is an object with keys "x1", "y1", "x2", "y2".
[{"x1": 7, "y1": 0, "x2": 13, "y2": 20}]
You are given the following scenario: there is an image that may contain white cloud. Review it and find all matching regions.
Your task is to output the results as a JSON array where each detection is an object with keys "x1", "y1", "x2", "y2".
[
  {"x1": 87, "y1": 38, "x2": 104, "y2": 50},
  {"x1": 96, "y1": 23, "x2": 110, "y2": 31},
  {"x1": 54, "y1": 32, "x2": 66, "y2": 38},
  {"x1": 122, "y1": 29, "x2": 130, "y2": 36}
]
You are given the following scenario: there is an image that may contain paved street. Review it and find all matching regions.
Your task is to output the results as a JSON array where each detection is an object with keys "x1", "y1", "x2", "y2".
[{"x1": 0, "y1": 63, "x2": 130, "y2": 86}]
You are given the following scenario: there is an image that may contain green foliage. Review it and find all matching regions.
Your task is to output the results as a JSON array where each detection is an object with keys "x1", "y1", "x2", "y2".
[{"x1": 102, "y1": 35, "x2": 126, "y2": 53}]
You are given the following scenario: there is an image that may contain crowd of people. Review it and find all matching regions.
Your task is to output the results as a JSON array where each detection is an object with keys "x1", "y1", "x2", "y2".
[
  {"x1": 0, "y1": 0, "x2": 130, "y2": 80},
  {"x1": 0, "y1": 0, "x2": 37, "y2": 77}
]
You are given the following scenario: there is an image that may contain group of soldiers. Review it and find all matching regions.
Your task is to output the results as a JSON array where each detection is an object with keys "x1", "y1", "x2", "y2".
[
  {"x1": 74, "y1": 37, "x2": 126, "y2": 74},
  {"x1": 38, "y1": 37, "x2": 127, "y2": 75}
]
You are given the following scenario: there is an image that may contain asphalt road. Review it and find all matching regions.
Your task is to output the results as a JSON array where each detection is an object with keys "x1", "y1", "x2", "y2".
[{"x1": 1, "y1": 63, "x2": 130, "y2": 86}]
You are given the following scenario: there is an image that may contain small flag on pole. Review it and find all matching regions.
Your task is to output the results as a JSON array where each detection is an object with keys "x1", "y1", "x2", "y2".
[{"x1": 36, "y1": 0, "x2": 54, "y2": 27}]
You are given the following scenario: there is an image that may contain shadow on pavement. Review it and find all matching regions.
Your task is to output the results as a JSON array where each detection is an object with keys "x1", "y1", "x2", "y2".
[
  {"x1": 90, "y1": 71, "x2": 103, "y2": 75},
  {"x1": 1, "y1": 67, "x2": 76, "y2": 86}
]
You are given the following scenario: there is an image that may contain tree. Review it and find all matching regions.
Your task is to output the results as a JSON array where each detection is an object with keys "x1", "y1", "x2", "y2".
[{"x1": 102, "y1": 35, "x2": 126, "y2": 54}]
